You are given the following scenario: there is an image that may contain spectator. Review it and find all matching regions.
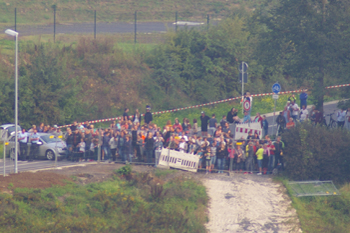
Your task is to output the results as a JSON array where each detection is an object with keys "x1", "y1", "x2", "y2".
[
  {"x1": 173, "y1": 118, "x2": 183, "y2": 132},
  {"x1": 178, "y1": 137, "x2": 187, "y2": 153},
  {"x1": 70, "y1": 121, "x2": 78, "y2": 132},
  {"x1": 337, "y1": 108, "x2": 346, "y2": 128},
  {"x1": 208, "y1": 114, "x2": 217, "y2": 136},
  {"x1": 182, "y1": 118, "x2": 189, "y2": 133},
  {"x1": 216, "y1": 143, "x2": 227, "y2": 173},
  {"x1": 132, "y1": 109, "x2": 141, "y2": 125},
  {"x1": 274, "y1": 136, "x2": 284, "y2": 170},
  {"x1": 117, "y1": 131, "x2": 125, "y2": 161},
  {"x1": 245, "y1": 142, "x2": 254, "y2": 174},
  {"x1": 84, "y1": 129, "x2": 92, "y2": 161},
  {"x1": 78, "y1": 138, "x2": 85, "y2": 162},
  {"x1": 262, "y1": 115, "x2": 269, "y2": 137},
  {"x1": 144, "y1": 105, "x2": 153, "y2": 125},
  {"x1": 227, "y1": 107, "x2": 239, "y2": 134},
  {"x1": 243, "y1": 111, "x2": 251, "y2": 123},
  {"x1": 227, "y1": 141, "x2": 235, "y2": 171},
  {"x1": 29, "y1": 129, "x2": 40, "y2": 162},
  {"x1": 283, "y1": 106, "x2": 291, "y2": 124},
  {"x1": 192, "y1": 119, "x2": 198, "y2": 135},
  {"x1": 123, "y1": 108, "x2": 129, "y2": 121},
  {"x1": 309, "y1": 106, "x2": 317, "y2": 125},
  {"x1": 109, "y1": 132, "x2": 118, "y2": 161},
  {"x1": 346, "y1": 108, "x2": 350, "y2": 131},
  {"x1": 276, "y1": 112, "x2": 286, "y2": 135},
  {"x1": 255, "y1": 145, "x2": 264, "y2": 175},
  {"x1": 262, "y1": 143, "x2": 269, "y2": 175},
  {"x1": 299, "y1": 89, "x2": 308, "y2": 108},
  {"x1": 290, "y1": 101, "x2": 300, "y2": 122},
  {"x1": 73, "y1": 129, "x2": 81, "y2": 153},
  {"x1": 286, "y1": 117, "x2": 295, "y2": 129},
  {"x1": 288, "y1": 94, "x2": 296, "y2": 103},
  {"x1": 102, "y1": 131, "x2": 111, "y2": 161},
  {"x1": 144, "y1": 132, "x2": 154, "y2": 164},
  {"x1": 205, "y1": 147, "x2": 211, "y2": 174},
  {"x1": 200, "y1": 111, "x2": 210, "y2": 136},
  {"x1": 235, "y1": 143, "x2": 244, "y2": 173},
  {"x1": 299, "y1": 105, "x2": 308, "y2": 122},
  {"x1": 18, "y1": 128, "x2": 28, "y2": 161},
  {"x1": 220, "y1": 115, "x2": 227, "y2": 128},
  {"x1": 124, "y1": 135, "x2": 132, "y2": 163},
  {"x1": 254, "y1": 112, "x2": 263, "y2": 127},
  {"x1": 210, "y1": 141, "x2": 217, "y2": 172},
  {"x1": 37, "y1": 123, "x2": 44, "y2": 133},
  {"x1": 267, "y1": 140, "x2": 275, "y2": 174}
]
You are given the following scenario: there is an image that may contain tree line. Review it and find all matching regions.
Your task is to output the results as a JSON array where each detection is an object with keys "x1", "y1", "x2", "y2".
[{"x1": 1, "y1": 0, "x2": 350, "y2": 129}]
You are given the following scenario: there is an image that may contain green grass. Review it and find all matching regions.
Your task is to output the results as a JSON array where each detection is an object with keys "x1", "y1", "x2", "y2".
[
  {"x1": 0, "y1": 0, "x2": 256, "y2": 25},
  {"x1": 280, "y1": 178, "x2": 350, "y2": 233},
  {"x1": 0, "y1": 169, "x2": 208, "y2": 232}
]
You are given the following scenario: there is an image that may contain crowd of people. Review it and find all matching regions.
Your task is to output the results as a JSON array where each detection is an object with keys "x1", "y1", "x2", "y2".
[{"x1": 15, "y1": 90, "x2": 350, "y2": 174}]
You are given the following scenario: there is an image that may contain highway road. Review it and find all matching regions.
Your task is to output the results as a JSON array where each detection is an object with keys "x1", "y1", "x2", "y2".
[
  {"x1": 4, "y1": 21, "x2": 209, "y2": 36},
  {"x1": 0, "y1": 100, "x2": 341, "y2": 176}
]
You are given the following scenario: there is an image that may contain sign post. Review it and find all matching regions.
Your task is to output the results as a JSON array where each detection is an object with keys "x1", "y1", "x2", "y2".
[
  {"x1": 239, "y1": 62, "x2": 248, "y2": 114},
  {"x1": 272, "y1": 83, "x2": 281, "y2": 136}
]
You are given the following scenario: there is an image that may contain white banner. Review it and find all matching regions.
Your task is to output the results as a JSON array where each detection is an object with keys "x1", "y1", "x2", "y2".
[
  {"x1": 158, "y1": 149, "x2": 200, "y2": 172},
  {"x1": 235, "y1": 122, "x2": 262, "y2": 140}
]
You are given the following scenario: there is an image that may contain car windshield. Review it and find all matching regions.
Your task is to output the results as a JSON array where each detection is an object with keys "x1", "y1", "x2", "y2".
[
  {"x1": 5, "y1": 126, "x2": 21, "y2": 134},
  {"x1": 40, "y1": 135, "x2": 62, "y2": 143}
]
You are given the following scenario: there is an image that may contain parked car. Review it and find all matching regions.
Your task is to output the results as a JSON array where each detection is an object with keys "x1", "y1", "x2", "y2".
[
  {"x1": 0, "y1": 124, "x2": 22, "y2": 141},
  {"x1": 6, "y1": 133, "x2": 67, "y2": 160}
]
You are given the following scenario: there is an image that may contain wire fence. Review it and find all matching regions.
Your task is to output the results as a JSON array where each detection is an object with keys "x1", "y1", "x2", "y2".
[{"x1": 0, "y1": 8, "x2": 221, "y2": 43}]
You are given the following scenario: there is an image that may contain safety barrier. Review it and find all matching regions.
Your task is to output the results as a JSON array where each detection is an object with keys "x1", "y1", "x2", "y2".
[{"x1": 58, "y1": 83, "x2": 350, "y2": 128}]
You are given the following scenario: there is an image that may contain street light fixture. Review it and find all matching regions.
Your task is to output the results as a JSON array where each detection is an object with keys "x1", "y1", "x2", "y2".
[{"x1": 5, "y1": 29, "x2": 19, "y2": 174}]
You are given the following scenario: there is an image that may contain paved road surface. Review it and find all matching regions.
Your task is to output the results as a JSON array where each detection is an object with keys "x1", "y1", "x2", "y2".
[
  {"x1": 265, "y1": 100, "x2": 339, "y2": 136},
  {"x1": 4, "y1": 21, "x2": 209, "y2": 36}
]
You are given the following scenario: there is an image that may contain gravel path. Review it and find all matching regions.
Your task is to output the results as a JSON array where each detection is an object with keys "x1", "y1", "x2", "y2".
[{"x1": 204, "y1": 174, "x2": 301, "y2": 233}]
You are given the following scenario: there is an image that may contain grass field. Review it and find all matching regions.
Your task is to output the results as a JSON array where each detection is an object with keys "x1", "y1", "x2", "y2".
[
  {"x1": 0, "y1": 167, "x2": 208, "y2": 232},
  {"x1": 0, "y1": 0, "x2": 269, "y2": 26}
]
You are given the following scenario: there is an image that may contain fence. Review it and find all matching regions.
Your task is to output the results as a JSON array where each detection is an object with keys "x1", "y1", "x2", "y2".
[{"x1": 0, "y1": 8, "x2": 222, "y2": 43}]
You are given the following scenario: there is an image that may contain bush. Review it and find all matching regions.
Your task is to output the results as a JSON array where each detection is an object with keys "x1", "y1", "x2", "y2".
[
  {"x1": 282, "y1": 123, "x2": 350, "y2": 183},
  {"x1": 115, "y1": 165, "x2": 132, "y2": 176}
]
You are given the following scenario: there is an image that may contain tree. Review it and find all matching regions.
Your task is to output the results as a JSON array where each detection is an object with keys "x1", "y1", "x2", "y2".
[{"x1": 254, "y1": 0, "x2": 350, "y2": 112}]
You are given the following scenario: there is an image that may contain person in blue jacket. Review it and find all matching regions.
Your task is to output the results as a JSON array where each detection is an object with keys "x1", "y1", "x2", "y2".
[{"x1": 299, "y1": 89, "x2": 308, "y2": 108}]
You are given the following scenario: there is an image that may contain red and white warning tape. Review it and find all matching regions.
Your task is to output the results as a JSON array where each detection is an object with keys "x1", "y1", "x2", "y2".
[{"x1": 58, "y1": 84, "x2": 350, "y2": 128}]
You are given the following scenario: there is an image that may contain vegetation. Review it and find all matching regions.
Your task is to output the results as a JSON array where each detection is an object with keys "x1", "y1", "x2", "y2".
[
  {"x1": 0, "y1": 169, "x2": 208, "y2": 232},
  {"x1": 1, "y1": 0, "x2": 350, "y2": 129},
  {"x1": 0, "y1": 0, "x2": 268, "y2": 24},
  {"x1": 281, "y1": 179, "x2": 350, "y2": 233},
  {"x1": 282, "y1": 123, "x2": 350, "y2": 184}
]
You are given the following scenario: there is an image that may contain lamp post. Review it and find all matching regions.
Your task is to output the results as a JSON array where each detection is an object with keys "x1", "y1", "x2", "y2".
[{"x1": 5, "y1": 29, "x2": 19, "y2": 174}]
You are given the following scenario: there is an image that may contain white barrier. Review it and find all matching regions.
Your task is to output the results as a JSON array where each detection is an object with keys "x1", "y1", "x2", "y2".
[
  {"x1": 235, "y1": 122, "x2": 262, "y2": 139},
  {"x1": 158, "y1": 149, "x2": 200, "y2": 172}
]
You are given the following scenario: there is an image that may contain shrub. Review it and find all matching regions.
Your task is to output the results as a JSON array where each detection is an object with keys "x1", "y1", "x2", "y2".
[
  {"x1": 115, "y1": 165, "x2": 132, "y2": 176},
  {"x1": 282, "y1": 123, "x2": 350, "y2": 183}
]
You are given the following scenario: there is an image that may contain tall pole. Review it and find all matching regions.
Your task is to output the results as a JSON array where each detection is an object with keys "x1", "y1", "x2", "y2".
[
  {"x1": 207, "y1": 14, "x2": 209, "y2": 30},
  {"x1": 175, "y1": 11, "x2": 178, "y2": 32},
  {"x1": 134, "y1": 11, "x2": 137, "y2": 44},
  {"x1": 14, "y1": 33, "x2": 18, "y2": 174},
  {"x1": 94, "y1": 10, "x2": 96, "y2": 39},
  {"x1": 272, "y1": 99, "x2": 277, "y2": 136},
  {"x1": 53, "y1": 7, "x2": 56, "y2": 43},
  {"x1": 14, "y1": 8, "x2": 17, "y2": 32},
  {"x1": 3, "y1": 133, "x2": 6, "y2": 177},
  {"x1": 241, "y1": 62, "x2": 244, "y2": 114}
]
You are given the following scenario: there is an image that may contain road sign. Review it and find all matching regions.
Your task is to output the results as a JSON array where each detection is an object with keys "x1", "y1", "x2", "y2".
[
  {"x1": 243, "y1": 99, "x2": 251, "y2": 111},
  {"x1": 239, "y1": 72, "x2": 248, "y2": 83},
  {"x1": 239, "y1": 62, "x2": 248, "y2": 73},
  {"x1": 272, "y1": 83, "x2": 281, "y2": 94},
  {"x1": 272, "y1": 94, "x2": 279, "y2": 100}
]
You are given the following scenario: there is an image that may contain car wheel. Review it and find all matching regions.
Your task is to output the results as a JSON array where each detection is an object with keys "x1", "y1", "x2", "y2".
[{"x1": 46, "y1": 150, "x2": 55, "y2": 160}]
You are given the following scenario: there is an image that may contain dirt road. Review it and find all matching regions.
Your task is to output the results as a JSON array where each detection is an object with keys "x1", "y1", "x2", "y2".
[{"x1": 204, "y1": 174, "x2": 301, "y2": 233}]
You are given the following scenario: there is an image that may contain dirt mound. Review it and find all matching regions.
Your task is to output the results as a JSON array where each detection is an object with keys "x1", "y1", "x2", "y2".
[{"x1": 0, "y1": 172, "x2": 72, "y2": 193}]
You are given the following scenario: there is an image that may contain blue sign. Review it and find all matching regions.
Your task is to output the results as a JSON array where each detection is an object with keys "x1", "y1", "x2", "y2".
[{"x1": 272, "y1": 83, "x2": 281, "y2": 94}]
